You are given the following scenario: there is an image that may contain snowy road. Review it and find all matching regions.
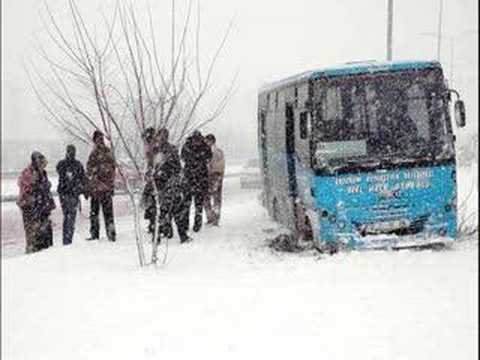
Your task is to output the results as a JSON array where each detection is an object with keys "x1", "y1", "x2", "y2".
[{"x1": 1, "y1": 171, "x2": 478, "y2": 360}]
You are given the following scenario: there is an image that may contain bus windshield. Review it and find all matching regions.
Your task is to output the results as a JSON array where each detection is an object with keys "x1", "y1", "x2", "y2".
[{"x1": 312, "y1": 69, "x2": 453, "y2": 173}]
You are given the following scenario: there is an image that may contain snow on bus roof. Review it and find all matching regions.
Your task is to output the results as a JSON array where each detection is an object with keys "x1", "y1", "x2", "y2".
[{"x1": 259, "y1": 60, "x2": 441, "y2": 94}]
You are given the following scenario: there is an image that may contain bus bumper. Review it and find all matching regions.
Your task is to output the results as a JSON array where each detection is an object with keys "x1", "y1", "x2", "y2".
[{"x1": 326, "y1": 232, "x2": 455, "y2": 251}]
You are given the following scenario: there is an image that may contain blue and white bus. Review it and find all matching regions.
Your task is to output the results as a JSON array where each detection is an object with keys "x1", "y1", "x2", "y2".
[{"x1": 258, "y1": 60, "x2": 466, "y2": 252}]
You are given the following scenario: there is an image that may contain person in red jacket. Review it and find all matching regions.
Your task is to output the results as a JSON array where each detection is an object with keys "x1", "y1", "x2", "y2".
[{"x1": 17, "y1": 151, "x2": 56, "y2": 253}]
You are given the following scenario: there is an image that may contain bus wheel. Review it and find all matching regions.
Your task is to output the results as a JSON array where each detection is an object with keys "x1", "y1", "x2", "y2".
[
  {"x1": 295, "y1": 201, "x2": 313, "y2": 242},
  {"x1": 316, "y1": 241, "x2": 338, "y2": 255}
]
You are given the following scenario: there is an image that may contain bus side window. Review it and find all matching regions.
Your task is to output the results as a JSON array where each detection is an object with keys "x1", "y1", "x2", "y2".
[
  {"x1": 365, "y1": 84, "x2": 379, "y2": 133},
  {"x1": 300, "y1": 112, "x2": 309, "y2": 139}
]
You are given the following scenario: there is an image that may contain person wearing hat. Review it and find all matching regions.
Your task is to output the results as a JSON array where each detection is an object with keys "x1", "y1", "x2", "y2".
[
  {"x1": 152, "y1": 127, "x2": 193, "y2": 243},
  {"x1": 17, "y1": 151, "x2": 56, "y2": 253},
  {"x1": 86, "y1": 130, "x2": 117, "y2": 241},
  {"x1": 180, "y1": 130, "x2": 212, "y2": 232},
  {"x1": 56, "y1": 144, "x2": 88, "y2": 245}
]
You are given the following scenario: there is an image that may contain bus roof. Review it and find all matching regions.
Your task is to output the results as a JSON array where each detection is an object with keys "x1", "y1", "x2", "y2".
[{"x1": 259, "y1": 60, "x2": 441, "y2": 94}]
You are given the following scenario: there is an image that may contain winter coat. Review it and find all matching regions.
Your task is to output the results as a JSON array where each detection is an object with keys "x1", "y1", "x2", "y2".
[
  {"x1": 208, "y1": 146, "x2": 225, "y2": 177},
  {"x1": 56, "y1": 157, "x2": 87, "y2": 197},
  {"x1": 17, "y1": 166, "x2": 56, "y2": 222},
  {"x1": 170, "y1": 169, "x2": 190, "y2": 211},
  {"x1": 144, "y1": 141, "x2": 157, "y2": 179},
  {"x1": 180, "y1": 133, "x2": 212, "y2": 192},
  {"x1": 153, "y1": 142, "x2": 181, "y2": 193},
  {"x1": 86, "y1": 144, "x2": 116, "y2": 197}
]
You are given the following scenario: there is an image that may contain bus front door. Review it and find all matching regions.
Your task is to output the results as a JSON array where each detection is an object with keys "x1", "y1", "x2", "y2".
[{"x1": 285, "y1": 104, "x2": 298, "y2": 197}]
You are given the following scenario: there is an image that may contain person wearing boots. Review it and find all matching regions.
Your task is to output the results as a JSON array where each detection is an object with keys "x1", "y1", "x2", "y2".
[
  {"x1": 152, "y1": 128, "x2": 182, "y2": 242},
  {"x1": 17, "y1": 151, "x2": 56, "y2": 253},
  {"x1": 86, "y1": 130, "x2": 117, "y2": 241},
  {"x1": 56, "y1": 144, "x2": 88, "y2": 245},
  {"x1": 180, "y1": 130, "x2": 212, "y2": 232}
]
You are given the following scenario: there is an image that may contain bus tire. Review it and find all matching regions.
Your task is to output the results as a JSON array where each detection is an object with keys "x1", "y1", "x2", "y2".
[
  {"x1": 315, "y1": 241, "x2": 338, "y2": 255},
  {"x1": 294, "y1": 201, "x2": 314, "y2": 242},
  {"x1": 305, "y1": 209, "x2": 322, "y2": 246}
]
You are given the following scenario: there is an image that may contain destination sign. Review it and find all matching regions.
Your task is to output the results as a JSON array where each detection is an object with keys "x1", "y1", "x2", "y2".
[{"x1": 335, "y1": 169, "x2": 433, "y2": 194}]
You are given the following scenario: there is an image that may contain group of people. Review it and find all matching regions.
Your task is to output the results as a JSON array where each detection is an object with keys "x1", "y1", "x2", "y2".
[
  {"x1": 142, "y1": 127, "x2": 225, "y2": 244},
  {"x1": 16, "y1": 128, "x2": 224, "y2": 254}
]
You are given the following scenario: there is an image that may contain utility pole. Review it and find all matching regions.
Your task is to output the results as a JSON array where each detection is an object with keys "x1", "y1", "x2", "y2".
[
  {"x1": 449, "y1": 38, "x2": 454, "y2": 83},
  {"x1": 437, "y1": 0, "x2": 443, "y2": 61},
  {"x1": 387, "y1": 0, "x2": 393, "y2": 61}
]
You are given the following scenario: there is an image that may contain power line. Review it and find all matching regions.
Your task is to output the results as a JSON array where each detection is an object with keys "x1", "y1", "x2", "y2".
[{"x1": 386, "y1": 0, "x2": 393, "y2": 61}]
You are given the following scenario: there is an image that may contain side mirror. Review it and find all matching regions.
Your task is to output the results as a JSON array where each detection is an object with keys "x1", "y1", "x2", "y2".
[{"x1": 454, "y1": 100, "x2": 466, "y2": 128}]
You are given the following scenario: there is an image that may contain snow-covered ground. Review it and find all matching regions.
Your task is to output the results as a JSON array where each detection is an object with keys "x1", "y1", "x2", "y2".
[{"x1": 2, "y1": 166, "x2": 478, "y2": 360}]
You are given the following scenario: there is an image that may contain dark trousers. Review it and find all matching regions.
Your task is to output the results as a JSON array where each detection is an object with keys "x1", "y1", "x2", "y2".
[
  {"x1": 144, "y1": 195, "x2": 157, "y2": 235},
  {"x1": 38, "y1": 219, "x2": 53, "y2": 248},
  {"x1": 204, "y1": 173, "x2": 224, "y2": 224},
  {"x1": 184, "y1": 188, "x2": 205, "y2": 230},
  {"x1": 142, "y1": 182, "x2": 157, "y2": 234},
  {"x1": 90, "y1": 192, "x2": 116, "y2": 241},
  {"x1": 171, "y1": 194, "x2": 190, "y2": 242},
  {"x1": 60, "y1": 195, "x2": 79, "y2": 245},
  {"x1": 157, "y1": 193, "x2": 173, "y2": 239},
  {"x1": 156, "y1": 191, "x2": 189, "y2": 242}
]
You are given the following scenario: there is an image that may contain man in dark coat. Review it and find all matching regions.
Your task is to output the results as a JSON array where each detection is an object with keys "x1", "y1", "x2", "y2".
[
  {"x1": 17, "y1": 151, "x2": 56, "y2": 253},
  {"x1": 169, "y1": 169, "x2": 192, "y2": 243},
  {"x1": 152, "y1": 128, "x2": 186, "y2": 242},
  {"x1": 86, "y1": 130, "x2": 117, "y2": 241},
  {"x1": 56, "y1": 144, "x2": 87, "y2": 245},
  {"x1": 142, "y1": 127, "x2": 158, "y2": 235},
  {"x1": 180, "y1": 130, "x2": 212, "y2": 232}
]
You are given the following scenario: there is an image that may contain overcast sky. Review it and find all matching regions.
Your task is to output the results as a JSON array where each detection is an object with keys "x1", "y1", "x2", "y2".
[{"x1": 2, "y1": 0, "x2": 478, "y2": 153}]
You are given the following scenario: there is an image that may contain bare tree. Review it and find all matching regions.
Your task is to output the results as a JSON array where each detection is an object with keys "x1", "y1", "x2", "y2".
[{"x1": 27, "y1": 0, "x2": 236, "y2": 266}]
